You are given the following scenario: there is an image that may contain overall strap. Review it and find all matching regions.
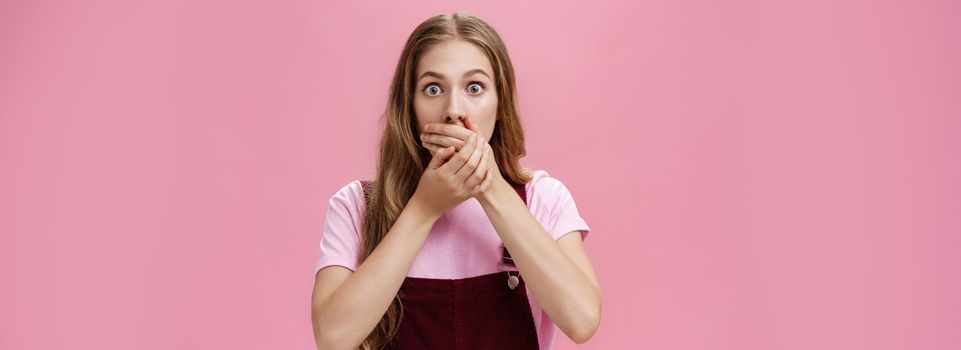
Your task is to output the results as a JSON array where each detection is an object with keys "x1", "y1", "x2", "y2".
[{"x1": 502, "y1": 180, "x2": 528, "y2": 268}]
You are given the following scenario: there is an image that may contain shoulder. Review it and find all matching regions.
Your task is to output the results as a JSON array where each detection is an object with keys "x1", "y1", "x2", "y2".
[
  {"x1": 524, "y1": 169, "x2": 592, "y2": 240},
  {"x1": 526, "y1": 169, "x2": 571, "y2": 195},
  {"x1": 525, "y1": 169, "x2": 579, "y2": 208},
  {"x1": 328, "y1": 179, "x2": 367, "y2": 212}
]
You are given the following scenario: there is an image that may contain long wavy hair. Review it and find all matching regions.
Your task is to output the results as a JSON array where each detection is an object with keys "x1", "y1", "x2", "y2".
[{"x1": 358, "y1": 11, "x2": 532, "y2": 350}]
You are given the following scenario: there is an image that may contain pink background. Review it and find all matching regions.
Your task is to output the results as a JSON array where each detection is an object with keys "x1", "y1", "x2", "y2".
[{"x1": 1, "y1": 0, "x2": 959, "y2": 349}]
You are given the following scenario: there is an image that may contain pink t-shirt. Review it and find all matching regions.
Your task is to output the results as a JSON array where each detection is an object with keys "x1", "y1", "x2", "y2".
[{"x1": 313, "y1": 169, "x2": 591, "y2": 350}]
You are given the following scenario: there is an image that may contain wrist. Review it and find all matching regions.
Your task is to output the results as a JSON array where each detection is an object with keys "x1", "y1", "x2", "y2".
[
  {"x1": 405, "y1": 194, "x2": 442, "y2": 224},
  {"x1": 476, "y1": 176, "x2": 511, "y2": 206}
]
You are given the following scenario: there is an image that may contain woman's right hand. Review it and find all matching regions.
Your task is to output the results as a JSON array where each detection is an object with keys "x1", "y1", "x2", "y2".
[{"x1": 410, "y1": 131, "x2": 493, "y2": 219}]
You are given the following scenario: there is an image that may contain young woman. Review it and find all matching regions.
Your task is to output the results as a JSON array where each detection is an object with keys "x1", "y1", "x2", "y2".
[{"x1": 311, "y1": 12, "x2": 601, "y2": 350}]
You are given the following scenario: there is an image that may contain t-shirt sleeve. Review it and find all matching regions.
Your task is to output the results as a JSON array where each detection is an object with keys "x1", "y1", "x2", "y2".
[
  {"x1": 532, "y1": 175, "x2": 591, "y2": 241},
  {"x1": 313, "y1": 181, "x2": 364, "y2": 276}
]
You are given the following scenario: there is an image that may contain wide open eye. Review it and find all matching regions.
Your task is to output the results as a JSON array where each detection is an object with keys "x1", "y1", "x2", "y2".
[
  {"x1": 467, "y1": 82, "x2": 485, "y2": 95},
  {"x1": 424, "y1": 83, "x2": 443, "y2": 96}
]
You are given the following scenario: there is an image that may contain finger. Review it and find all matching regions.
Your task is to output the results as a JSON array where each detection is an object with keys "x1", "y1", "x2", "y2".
[
  {"x1": 484, "y1": 144, "x2": 497, "y2": 168},
  {"x1": 455, "y1": 134, "x2": 484, "y2": 181},
  {"x1": 440, "y1": 133, "x2": 477, "y2": 175},
  {"x1": 465, "y1": 146, "x2": 489, "y2": 190},
  {"x1": 464, "y1": 115, "x2": 478, "y2": 132},
  {"x1": 428, "y1": 146, "x2": 456, "y2": 170},
  {"x1": 423, "y1": 123, "x2": 474, "y2": 143},
  {"x1": 471, "y1": 168, "x2": 492, "y2": 195},
  {"x1": 422, "y1": 141, "x2": 444, "y2": 155},
  {"x1": 480, "y1": 168, "x2": 493, "y2": 190},
  {"x1": 421, "y1": 133, "x2": 465, "y2": 151}
]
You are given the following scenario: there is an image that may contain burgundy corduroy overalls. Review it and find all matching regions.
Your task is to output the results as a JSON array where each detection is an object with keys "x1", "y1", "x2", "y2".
[{"x1": 360, "y1": 180, "x2": 540, "y2": 350}]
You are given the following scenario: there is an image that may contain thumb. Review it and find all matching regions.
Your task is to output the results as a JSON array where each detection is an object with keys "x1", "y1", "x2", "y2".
[{"x1": 428, "y1": 146, "x2": 456, "y2": 170}]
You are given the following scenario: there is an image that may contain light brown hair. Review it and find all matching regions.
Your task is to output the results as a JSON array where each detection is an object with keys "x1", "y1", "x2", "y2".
[{"x1": 358, "y1": 11, "x2": 532, "y2": 350}]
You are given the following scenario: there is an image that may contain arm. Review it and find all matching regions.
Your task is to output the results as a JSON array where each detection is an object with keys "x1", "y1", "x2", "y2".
[
  {"x1": 311, "y1": 199, "x2": 439, "y2": 350},
  {"x1": 476, "y1": 177, "x2": 602, "y2": 344}
]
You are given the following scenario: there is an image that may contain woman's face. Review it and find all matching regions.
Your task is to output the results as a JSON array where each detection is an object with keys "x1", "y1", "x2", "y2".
[{"x1": 413, "y1": 39, "x2": 498, "y2": 142}]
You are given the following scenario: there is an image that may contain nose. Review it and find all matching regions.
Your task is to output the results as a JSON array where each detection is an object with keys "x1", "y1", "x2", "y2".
[
  {"x1": 445, "y1": 115, "x2": 465, "y2": 127},
  {"x1": 444, "y1": 91, "x2": 466, "y2": 127}
]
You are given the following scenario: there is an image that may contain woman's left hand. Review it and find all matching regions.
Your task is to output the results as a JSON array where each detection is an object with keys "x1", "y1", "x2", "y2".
[{"x1": 420, "y1": 116, "x2": 505, "y2": 194}]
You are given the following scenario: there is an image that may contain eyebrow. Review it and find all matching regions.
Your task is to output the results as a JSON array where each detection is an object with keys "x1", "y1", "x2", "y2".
[{"x1": 417, "y1": 69, "x2": 491, "y2": 82}]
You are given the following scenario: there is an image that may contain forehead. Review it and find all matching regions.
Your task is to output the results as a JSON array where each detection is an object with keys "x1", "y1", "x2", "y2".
[{"x1": 415, "y1": 39, "x2": 493, "y2": 78}]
